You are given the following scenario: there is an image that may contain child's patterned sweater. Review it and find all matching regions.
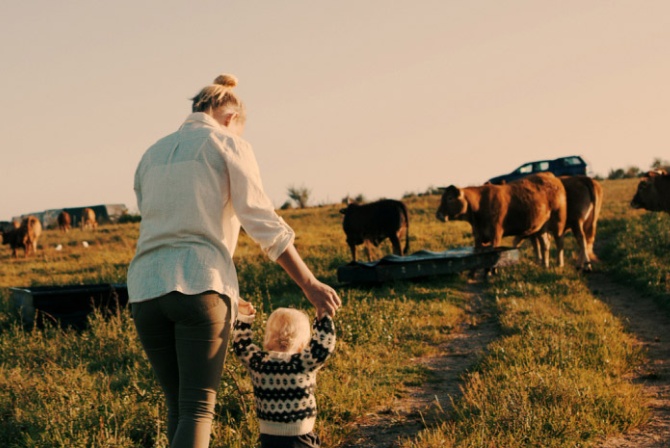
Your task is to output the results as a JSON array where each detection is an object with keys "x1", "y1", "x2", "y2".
[{"x1": 233, "y1": 314, "x2": 336, "y2": 436}]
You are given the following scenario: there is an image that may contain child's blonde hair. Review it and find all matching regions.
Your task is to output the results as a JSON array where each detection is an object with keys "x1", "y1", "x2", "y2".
[{"x1": 263, "y1": 308, "x2": 311, "y2": 353}]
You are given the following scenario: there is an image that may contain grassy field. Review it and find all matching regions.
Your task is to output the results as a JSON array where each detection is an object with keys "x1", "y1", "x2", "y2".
[{"x1": 0, "y1": 178, "x2": 666, "y2": 447}]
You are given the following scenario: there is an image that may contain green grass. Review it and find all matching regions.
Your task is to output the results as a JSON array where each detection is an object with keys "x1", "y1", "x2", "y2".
[
  {"x1": 0, "y1": 182, "x2": 661, "y2": 447},
  {"x1": 402, "y1": 263, "x2": 646, "y2": 447}
]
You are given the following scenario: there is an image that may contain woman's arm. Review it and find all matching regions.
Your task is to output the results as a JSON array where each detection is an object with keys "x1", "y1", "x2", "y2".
[{"x1": 276, "y1": 244, "x2": 341, "y2": 317}]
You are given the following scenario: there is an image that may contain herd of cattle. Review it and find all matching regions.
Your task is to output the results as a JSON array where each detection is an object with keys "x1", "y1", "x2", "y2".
[
  {"x1": 341, "y1": 169, "x2": 670, "y2": 270},
  {"x1": 2, "y1": 170, "x2": 669, "y2": 265},
  {"x1": 0, "y1": 208, "x2": 98, "y2": 258}
]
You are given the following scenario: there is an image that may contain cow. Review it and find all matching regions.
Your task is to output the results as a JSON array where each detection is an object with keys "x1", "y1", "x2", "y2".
[
  {"x1": 57, "y1": 210, "x2": 71, "y2": 233},
  {"x1": 558, "y1": 176, "x2": 603, "y2": 270},
  {"x1": 340, "y1": 199, "x2": 409, "y2": 262},
  {"x1": 0, "y1": 216, "x2": 42, "y2": 258},
  {"x1": 436, "y1": 172, "x2": 567, "y2": 269},
  {"x1": 527, "y1": 176, "x2": 603, "y2": 271},
  {"x1": 80, "y1": 208, "x2": 98, "y2": 231},
  {"x1": 631, "y1": 170, "x2": 670, "y2": 213}
]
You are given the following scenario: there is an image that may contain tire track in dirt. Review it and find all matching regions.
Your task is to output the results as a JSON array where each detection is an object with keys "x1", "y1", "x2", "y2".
[
  {"x1": 588, "y1": 272, "x2": 670, "y2": 448},
  {"x1": 340, "y1": 283, "x2": 499, "y2": 448}
]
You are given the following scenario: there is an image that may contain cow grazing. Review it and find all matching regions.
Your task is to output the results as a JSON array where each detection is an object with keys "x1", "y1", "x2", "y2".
[
  {"x1": 436, "y1": 172, "x2": 567, "y2": 269},
  {"x1": 80, "y1": 208, "x2": 98, "y2": 231},
  {"x1": 340, "y1": 199, "x2": 409, "y2": 262},
  {"x1": 0, "y1": 216, "x2": 42, "y2": 258},
  {"x1": 57, "y1": 211, "x2": 71, "y2": 233},
  {"x1": 631, "y1": 170, "x2": 670, "y2": 213}
]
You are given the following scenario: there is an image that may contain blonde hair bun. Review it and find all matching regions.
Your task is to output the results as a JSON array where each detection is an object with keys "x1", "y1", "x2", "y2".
[{"x1": 213, "y1": 74, "x2": 238, "y2": 88}]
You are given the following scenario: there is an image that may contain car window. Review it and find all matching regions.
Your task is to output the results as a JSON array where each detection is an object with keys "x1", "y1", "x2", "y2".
[
  {"x1": 518, "y1": 164, "x2": 533, "y2": 174},
  {"x1": 562, "y1": 157, "x2": 583, "y2": 166},
  {"x1": 534, "y1": 162, "x2": 550, "y2": 172}
]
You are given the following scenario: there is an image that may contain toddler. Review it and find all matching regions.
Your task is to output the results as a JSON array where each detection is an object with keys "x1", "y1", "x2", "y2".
[{"x1": 233, "y1": 302, "x2": 336, "y2": 448}]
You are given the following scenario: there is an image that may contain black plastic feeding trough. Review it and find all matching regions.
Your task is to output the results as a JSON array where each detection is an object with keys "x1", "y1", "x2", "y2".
[
  {"x1": 337, "y1": 247, "x2": 520, "y2": 284},
  {"x1": 10, "y1": 283, "x2": 129, "y2": 330}
]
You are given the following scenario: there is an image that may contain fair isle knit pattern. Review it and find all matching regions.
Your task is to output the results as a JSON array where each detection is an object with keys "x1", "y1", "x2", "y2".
[{"x1": 233, "y1": 314, "x2": 336, "y2": 436}]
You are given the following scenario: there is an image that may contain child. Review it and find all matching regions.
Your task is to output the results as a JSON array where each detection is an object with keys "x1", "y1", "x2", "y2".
[{"x1": 233, "y1": 301, "x2": 336, "y2": 448}]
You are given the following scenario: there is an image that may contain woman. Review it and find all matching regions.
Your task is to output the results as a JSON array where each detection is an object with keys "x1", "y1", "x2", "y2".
[{"x1": 127, "y1": 74, "x2": 341, "y2": 448}]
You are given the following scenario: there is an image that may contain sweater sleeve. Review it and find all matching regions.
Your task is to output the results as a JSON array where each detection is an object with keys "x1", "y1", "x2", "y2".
[
  {"x1": 301, "y1": 316, "x2": 336, "y2": 372},
  {"x1": 233, "y1": 314, "x2": 262, "y2": 367}
]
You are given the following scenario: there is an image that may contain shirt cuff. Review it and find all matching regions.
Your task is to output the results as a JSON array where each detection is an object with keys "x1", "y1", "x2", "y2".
[{"x1": 265, "y1": 225, "x2": 296, "y2": 261}]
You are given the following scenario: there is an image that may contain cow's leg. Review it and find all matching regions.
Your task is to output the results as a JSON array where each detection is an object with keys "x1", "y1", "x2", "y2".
[
  {"x1": 389, "y1": 233, "x2": 402, "y2": 256},
  {"x1": 572, "y1": 223, "x2": 591, "y2": 271},
  {"x1": 553, "y1": 232, "x2": 565, "y2": 268},
  {"x1": 584, "y1": 214, "x2": 599, "y2": 264},
  {"x1": 349, "y1": 243, "x2": 357, "y2": 262}
]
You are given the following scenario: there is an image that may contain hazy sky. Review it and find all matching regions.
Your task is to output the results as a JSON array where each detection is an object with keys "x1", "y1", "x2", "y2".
[{"x1": 1, "y1": 1, "x2": 668, "y2": 220}]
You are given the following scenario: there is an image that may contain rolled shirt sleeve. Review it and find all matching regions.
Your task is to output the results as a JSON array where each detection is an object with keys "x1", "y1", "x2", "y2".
[{"x1": 222, "y1": 137, "x2": 295, "y2": 261}]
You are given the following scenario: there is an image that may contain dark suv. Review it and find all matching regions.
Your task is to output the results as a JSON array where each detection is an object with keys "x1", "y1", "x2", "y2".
[{"x1": 487, "y1": 155, "x2": 587, "y2": 185}]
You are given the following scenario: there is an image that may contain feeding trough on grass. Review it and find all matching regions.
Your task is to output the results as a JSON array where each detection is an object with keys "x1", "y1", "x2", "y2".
[
  {"x1": 337, "y1": 246, "x2": 520, "y2": 284},
  {"x1": 10, "y1": 283, "x2": 129, "y2": 330}
]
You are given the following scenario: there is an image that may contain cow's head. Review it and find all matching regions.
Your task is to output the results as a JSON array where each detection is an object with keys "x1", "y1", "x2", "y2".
[
  {"x1": 436, "y1": 185, "x2": 466, "y2": 222},
  {"x1": 631, "y1": 175, "x2": 658, "y2": 211},
  {"x1": 339, "y1": 202, "x2": 361, "y2": 216}
]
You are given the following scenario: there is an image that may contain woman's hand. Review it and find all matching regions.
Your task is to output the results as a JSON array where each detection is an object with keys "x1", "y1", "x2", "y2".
[
  {"x1": 238, "y1": 298, "x2": 256, "y2": 316},
  {"x1": 276, "y1": 244, "x2": 342, "y2": 317},
  {"x1": 302, "y1": 279, "x2": 341, "y2": 318}
]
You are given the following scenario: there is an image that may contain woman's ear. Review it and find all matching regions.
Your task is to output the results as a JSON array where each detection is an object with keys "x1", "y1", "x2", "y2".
[{"x1": 222, "y1": 112, "x2": 237, "y2": 127}]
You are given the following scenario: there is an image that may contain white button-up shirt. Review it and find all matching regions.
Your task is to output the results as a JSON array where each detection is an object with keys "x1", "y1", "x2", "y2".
[{"x1": 127, "y1": 113, "x2": 295, "y2": 304}]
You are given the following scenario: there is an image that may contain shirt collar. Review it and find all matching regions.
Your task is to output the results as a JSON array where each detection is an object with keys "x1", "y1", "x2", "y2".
[{"x1": 180, "y1": 112, "x2": 222, "y2": 131}]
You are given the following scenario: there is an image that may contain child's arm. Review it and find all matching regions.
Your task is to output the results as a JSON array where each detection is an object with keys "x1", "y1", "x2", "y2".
[
  {"x1": 232, "y1": 304, "x2": 261, "y2": 366},
  {"x1": 301, "y1": 315, "x2": 336, "y2": 372}
]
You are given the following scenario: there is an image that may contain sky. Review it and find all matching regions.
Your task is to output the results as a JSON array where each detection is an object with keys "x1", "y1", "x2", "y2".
[{"x1": 1, "y1": 1, "x2": 668, "y2": 220}]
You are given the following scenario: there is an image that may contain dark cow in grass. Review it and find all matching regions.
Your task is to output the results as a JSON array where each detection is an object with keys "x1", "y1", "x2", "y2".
[
  {"x1": 58, "y1": 210, "x2": 71, "y2": 233},
  {"x1": 1, "y1": 216, "x2": 42, "y2": 258},
  {"x1": 340, "y1": 199, "x2": 409, "y2": 262},
  {"x1": 436, "y1": 172, "x2": 567, "y2": 269},
  {"x1": 631, "y1": 169, "x2": 670, "y2": 213}
]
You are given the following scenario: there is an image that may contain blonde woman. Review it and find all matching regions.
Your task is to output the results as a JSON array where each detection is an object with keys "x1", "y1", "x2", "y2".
[
  {"x1": 233, "y1": 303, "x2": 336, "y2": 448},
  {"x1": 127, "y1": 74, "x2": 341, "y2": 448}
]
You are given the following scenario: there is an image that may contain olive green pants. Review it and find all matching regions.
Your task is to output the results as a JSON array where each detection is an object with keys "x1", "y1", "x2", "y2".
[{"x1": 132, "y1": 291, "x2": 233, "y2": 448}]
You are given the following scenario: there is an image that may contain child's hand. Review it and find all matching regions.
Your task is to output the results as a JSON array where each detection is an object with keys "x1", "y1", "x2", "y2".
[{"x1": 238, "y1": 299, "x2": 256, "y2": 316}]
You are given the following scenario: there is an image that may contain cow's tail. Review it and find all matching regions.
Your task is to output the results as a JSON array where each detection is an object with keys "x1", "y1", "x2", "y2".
[{"x1": 402, "y1": 202, "x2": 410, "y2": 256}]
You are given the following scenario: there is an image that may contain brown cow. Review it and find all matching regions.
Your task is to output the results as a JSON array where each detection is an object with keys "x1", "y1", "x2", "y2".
[
  {"x1": 529, "y1": 176, "x2": 603, "y2": 271},
  {"x1": 57, "y1": 210, "x2": 71, "y2": 233},
  {"x1": 80, "y1": 208, "x2": 98, "y2": 231},
  {"x1": 0, "y1": 216, "x2": 42, "y2": 257},
  {"x1": 436, "y1": 172, "x2": 567, "y2": 268},
  {"x1": 631, "y1": 170, "x2": 670, "y2": 213},
  {"x1": 340, "y1": 199, "x2": 409, "y2": 262},
  {"x1": 559, "y1": 176, "x2": 603, "y2": 269}
]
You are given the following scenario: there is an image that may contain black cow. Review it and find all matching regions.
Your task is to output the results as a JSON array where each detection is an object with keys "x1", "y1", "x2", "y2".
[{"x1": 340, "y1": 199, "x2": 409, "y2": 262}]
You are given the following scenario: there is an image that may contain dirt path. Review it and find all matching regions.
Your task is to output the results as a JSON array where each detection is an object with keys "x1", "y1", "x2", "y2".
[
  {"x1": 340, "y1": 284, "x2": 499, "y2": 448},
  {"x1": 588, "y1": 273, "x2": 670, "y2": 448},
  {"x1": 339, "y1": 273, "x2": 670, "y2": 448}
]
